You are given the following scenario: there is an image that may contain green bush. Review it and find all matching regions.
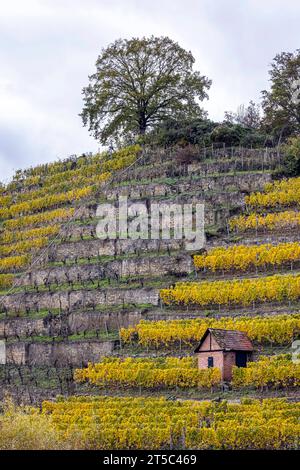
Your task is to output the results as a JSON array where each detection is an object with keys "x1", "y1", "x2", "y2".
[{"x1": 280, "y1": 136, "x2": 300, "y2": 176}]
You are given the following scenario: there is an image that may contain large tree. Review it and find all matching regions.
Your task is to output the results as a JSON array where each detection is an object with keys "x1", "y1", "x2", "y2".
[
  {"x1": 261, "y1": 50, "x2": 300, "y2": 142},
  {"x1": 80, "y1": 36, "x2": 211, "y2": 144}
]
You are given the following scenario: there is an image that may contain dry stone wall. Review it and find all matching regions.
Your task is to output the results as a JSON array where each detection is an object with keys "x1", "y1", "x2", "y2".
[
  {"x1": 111, "y1": 154, "x2": 277, "y2": 183},
  {"x1": 0, "y1": 308, "x2": 144, "y2": 339},
  {"x1": 15, "y1": 254, "x2": 193, "y2": 288},
  {"x1": 6, "y1": 339, "x2": 117, "y2": 366},
  {"x1": 1, "y1": 287, "x2": 160, "y2": 313}
]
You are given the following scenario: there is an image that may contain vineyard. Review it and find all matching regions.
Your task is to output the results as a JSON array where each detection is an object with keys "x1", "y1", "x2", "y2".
[
  {"x1": 232, "y1": 355, "x2": 300, "y2": 389},
  {"x1": 42, "y1": 396, "x2": 300, "y2": 449},
  {"x1": 229, "y1": 210, "x2": 300, "y2": 232},
  {"x1": 160, "y1": 274, "x2": 300, "y2": 308},
  {"x1": 74, "y1": 357, "x2": 221, "y2": 390},
  {"x1": 120, "y1": 314, "x2": 300, "y2": 347},
  {"x1": 74, "y1": 355, "x2": 300, "y2": 392},
  {"x1": 1, "y1": 144, "x2": 300, "y2": 450},
  {"x1": 0, "y1": 145, "x2": 140, "y2": 277},
  {"x1": 2, "y1": 397, "x2": 299, "y2": 450},
  {"x1": 194, "y1": 242, "x2": 300, "y2": 272},
  {"x1": 245, "y1": 177, "x2": 300, "y2": 208}
]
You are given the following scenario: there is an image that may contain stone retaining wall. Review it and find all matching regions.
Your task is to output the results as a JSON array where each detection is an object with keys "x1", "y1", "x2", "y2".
[
  {"x1": 6, "y1": 339, "x2": 117, "y2": 366},
  {"x1": 15, "y1": 254, "x2": 193, "y2": 287},
  {"x1": 0, "y1": 287, "x2": 160, "y2": 313}
]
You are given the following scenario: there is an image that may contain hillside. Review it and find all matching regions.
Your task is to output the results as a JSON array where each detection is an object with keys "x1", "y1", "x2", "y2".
[{"x1": 1, "y1": 143, "x2": 300, "y2": 449}]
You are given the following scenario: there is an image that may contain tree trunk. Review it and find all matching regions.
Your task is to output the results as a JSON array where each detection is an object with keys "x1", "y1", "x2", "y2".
[{"x1": 139, "y1": 112, "x2": 147, "y2": 135}]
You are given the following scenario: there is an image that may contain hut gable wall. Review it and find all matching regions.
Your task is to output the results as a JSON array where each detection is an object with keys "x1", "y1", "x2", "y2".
[{"x1": 198, "y1": 332, "x2": 220, "y2": 351}]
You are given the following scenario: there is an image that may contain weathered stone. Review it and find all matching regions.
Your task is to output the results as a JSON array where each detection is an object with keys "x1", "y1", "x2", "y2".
[
  {"x1": 15, "y1": 254, "x2": 193, "y2": 288},
  {"x1": 6, "y1": 340, "x2": 117, "y2": 366},
  {"x1": 0, "y1": 288, "x2": 159, "y2": 313}
]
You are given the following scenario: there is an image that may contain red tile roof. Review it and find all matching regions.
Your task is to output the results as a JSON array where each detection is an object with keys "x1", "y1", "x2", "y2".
[{"x1": 194, "y1": 328, "x2": 254, "y2": 353}]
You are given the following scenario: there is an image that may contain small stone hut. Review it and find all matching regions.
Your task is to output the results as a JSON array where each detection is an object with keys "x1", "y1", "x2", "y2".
[{"x1": 194, "y1": 328, "x2": 254, "y2": 381}]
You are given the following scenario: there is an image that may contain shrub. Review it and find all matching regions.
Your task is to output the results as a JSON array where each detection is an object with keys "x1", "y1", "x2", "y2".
[
  {"x1": 0, "y1": 399, "x2": 62, "y2": 450},
  {"x1": 280, "y1": 136, "x2": 300, "y2": 176}
]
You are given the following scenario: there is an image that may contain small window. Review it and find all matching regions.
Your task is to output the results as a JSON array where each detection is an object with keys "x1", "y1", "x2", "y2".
[{"x1": 208, "y1": 356, "x2": 214, "y2": 368}]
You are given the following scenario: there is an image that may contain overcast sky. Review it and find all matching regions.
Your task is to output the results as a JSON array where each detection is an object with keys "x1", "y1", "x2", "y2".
[{"x1": 0, "y1": 0, "x2": 299, "y2": 182}]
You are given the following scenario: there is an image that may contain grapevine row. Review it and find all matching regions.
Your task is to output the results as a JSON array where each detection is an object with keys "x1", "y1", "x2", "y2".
[
  {"x1": 2, "y1": 207, "x2": 75, "y2": 231},
  {"x1": 246, "y1": 176, "x2": 300, "y2": 208},
  {"x1": 0, "y1": 186, "x2": 94, "y2": 219},
  {"x1": 194, "y1": 242, "x2": 300, "y2": 272},
  {"x1": 0, "y1": 172, "x2": 110, "y2": 209},
  {"x1": 0, "y1": 237, "x2": 50, "y2": 258},
  {"x1": 229, "y1": 210, "x2": 300, "y2": 232},
  {"x1": 1, "y1": 145, "x2": 140, "y2": 195},
  {"x1": 264, "y1": 177, "x2": 300, "y2": 194},
  {"x1": 74, "y1": 357, "x2": 221, "y2": 389},
  {"x1": 0, "y1": 225, "x2": 60, "y2": 245},
  {"x1": 120, "y1": 314, "x2": 300, "y2": 347},
  {"x1": 160, "y1": 274, "x2": 300, "y2": 307},
  {"x1": 0, "y1": 255, "x2": 29, "y2": 273},
  {"x1": 232, "y1": 354, "x2": 300, "y2": 389},
  {"x1": 0, "y1": 274, "x2": 14, "y2": 290},
  {"x1": 74, "y1": 355, "x2": 300, "y2": 391}
]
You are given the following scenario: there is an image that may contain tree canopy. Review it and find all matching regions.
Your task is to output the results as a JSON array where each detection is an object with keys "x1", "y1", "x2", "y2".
[
  {"x1": 262, "y1": 50, "x2": 300, "y2": 142},
  {"x1": 80, "y1": 36, "x2": 211, "y2": 144}
]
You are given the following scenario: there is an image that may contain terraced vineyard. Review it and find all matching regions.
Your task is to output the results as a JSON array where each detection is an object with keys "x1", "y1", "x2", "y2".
[{"x1": 1, "y1": 144, "x2": 300, "y2": 449}]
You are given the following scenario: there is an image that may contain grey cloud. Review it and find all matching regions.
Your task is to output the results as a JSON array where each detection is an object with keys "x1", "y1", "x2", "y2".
[{"x1": 0, "y1": 0, "x2": 299, "y2": 181}]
